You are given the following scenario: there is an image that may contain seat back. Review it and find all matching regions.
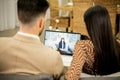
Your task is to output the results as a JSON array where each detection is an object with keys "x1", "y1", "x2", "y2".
[
  {"x1": 60, "y1": 72, "x2": 120, "y2": 80},
  {"x1": 0, "y1": 74, "x2": 54, "y2": 80},
  {"x1": 60, "y1": 76, "x2": 120, "y2": 80}
]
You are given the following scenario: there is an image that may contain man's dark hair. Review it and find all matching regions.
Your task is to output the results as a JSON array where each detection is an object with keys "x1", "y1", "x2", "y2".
[{"x1": 17, "y1": 0, "x2": 49, "y2": 24}]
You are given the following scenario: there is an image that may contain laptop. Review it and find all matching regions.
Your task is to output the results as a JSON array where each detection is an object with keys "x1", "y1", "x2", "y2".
[{"x1": 44, "y1": 30, "x2": 81, "y2": 66}]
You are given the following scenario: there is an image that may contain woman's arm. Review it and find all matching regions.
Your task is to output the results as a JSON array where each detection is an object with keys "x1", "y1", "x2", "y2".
[{"x1": 65, "y1": 41, "x2": 87, "y2": 80}]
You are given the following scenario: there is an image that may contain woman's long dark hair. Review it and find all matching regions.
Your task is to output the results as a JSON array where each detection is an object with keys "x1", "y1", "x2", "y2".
[{"x1": 84, "y1": 5, "x2": 120, "y2": 75}]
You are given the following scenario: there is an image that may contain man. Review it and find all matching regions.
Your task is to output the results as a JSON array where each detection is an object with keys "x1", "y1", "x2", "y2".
[{"x1": 0, "y1": 0, "x2": 63, "y2": 78}]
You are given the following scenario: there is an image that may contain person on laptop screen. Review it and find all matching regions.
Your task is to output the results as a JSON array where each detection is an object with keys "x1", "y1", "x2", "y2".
[
  {"x1": 58, "y1": 37, "x2": 73, "y2": 55},
  {"x1": 59, "y1": 38, "x2": 66, "y2": 50}
]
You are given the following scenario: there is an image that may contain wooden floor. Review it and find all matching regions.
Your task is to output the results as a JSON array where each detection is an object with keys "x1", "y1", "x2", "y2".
[{"x1": 0, "y1": 27, "x2": 19, "y2": 37}]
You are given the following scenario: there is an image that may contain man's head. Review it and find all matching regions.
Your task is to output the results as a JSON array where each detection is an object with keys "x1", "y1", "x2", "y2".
[{"x1": 17, "y1": 0, "x2": 49, "y2": 34}]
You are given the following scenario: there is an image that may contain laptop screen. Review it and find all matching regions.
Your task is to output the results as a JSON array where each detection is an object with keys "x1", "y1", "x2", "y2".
[{"x1": 44, "y1": 30, "x2": 81, "y2": 55}]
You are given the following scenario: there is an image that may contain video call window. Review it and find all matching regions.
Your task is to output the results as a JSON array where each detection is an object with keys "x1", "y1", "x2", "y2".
[{"x1": 44, "y1": 30, "x2": 81, "y2": 55}]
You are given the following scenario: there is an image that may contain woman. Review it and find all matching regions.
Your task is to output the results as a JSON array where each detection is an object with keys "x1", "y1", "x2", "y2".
[{"x1": 65, "y1": 5, "x2": 120, "y2": 80}]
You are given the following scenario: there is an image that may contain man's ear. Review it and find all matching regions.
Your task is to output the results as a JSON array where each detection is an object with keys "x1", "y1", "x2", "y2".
[{"x1": 39, "y1": 17, "x2": 45, "y2": 30}]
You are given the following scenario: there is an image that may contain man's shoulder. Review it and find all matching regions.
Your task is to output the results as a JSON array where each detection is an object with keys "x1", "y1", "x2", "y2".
[
  {"x1": 76, "y1": 40, "x2": 92, "y2": 46},
  {"x1": 0, "y1": 37, "x2": 12, "y2": 43},
  {"x1": 42, "y1": 45, "x2": 61, "y2": 57},
  {"x1": 0, "y1": 37, "x2": 12, "y2": 39},
  {"x1": 40, "y1": 45, "x2": 63, "y2": 66}
]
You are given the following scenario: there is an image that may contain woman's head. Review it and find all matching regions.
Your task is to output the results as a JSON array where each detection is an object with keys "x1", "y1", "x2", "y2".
[
  {"x1": 84, "y1": 5, "x2": 119, "y2": 75},
  {"x1": 84, "y1": 5, "x2": 112, "y2": 41}
]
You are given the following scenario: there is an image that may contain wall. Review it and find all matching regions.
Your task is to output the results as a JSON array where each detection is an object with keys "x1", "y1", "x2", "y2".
[
  {"x1": 0, "y1": 0, "x2": 70, "y2": 31},
  {"x1": 0, "y1": 0, "x2": 17, "y2": 31}
]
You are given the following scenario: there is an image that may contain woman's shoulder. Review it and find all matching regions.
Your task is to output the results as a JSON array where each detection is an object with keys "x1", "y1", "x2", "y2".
[
  {"x1": 75, "y1": 40, "x2": 94, "y2": 52},
  {"x1": 76, "y1": 40, "x2": 92, "y2": 45}
]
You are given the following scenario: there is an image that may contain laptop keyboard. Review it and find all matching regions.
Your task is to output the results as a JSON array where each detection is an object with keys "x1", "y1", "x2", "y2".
[{"x1": 61, "y1": 55, "x2": 73, "y2": 67}]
